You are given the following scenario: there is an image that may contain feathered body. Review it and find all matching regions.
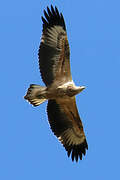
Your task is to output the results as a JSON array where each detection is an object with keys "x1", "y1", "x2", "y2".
[{"x1": 24, "y1": 5, "x2": 88, "y2": 162}]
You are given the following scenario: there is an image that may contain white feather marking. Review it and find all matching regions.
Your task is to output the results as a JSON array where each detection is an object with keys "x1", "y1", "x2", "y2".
[
  {"x1": 58, "y1": 81, "x2": 74, "y2": 89},
  {"x1": 59, "y1": 129, "x2": 85, "y2": 146}
]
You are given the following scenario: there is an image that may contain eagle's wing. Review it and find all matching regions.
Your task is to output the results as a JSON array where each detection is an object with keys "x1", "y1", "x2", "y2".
[
  {"x1": 38, "y1": 5, "x2": 72, "y2": 87},
  {"x1": 47, "y1": 98, "x2": 88, "y2": 162}
]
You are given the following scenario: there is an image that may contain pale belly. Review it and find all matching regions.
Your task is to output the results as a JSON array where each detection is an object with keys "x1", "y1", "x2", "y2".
[{"x1": 46, "y1": 87, "x2": 68, "y2": 99}]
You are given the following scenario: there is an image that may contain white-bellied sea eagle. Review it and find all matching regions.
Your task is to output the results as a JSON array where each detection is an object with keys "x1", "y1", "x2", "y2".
[{"x1": 24, "y1": 5, "x2": 88, "y2": 162}]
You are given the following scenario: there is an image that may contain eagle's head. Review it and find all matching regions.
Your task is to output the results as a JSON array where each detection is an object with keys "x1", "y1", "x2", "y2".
[{"x1": 67, "y1": 85, "x2": 85, "y2": 97}]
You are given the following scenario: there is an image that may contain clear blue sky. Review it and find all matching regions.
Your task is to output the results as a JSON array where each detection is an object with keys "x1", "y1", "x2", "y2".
[{"x1": 0, "y1": 0, "x2": 120, "y2": 179}]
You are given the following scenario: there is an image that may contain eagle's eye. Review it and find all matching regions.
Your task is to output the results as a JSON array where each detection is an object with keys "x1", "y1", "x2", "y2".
[
  {"x1": 67, "y1": 86, "x2": 74, "y2": 97},
  {"x1": 67, "y1": 85, "x2": 73, "y2": 91}
]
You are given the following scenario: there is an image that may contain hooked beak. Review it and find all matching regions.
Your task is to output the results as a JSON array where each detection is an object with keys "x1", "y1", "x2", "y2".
[
  {"x1": 79, "y1": 86, "x2": 86, "y2": 93},
  {"x1": 80, "y1": 86, "x2": 86, "y2": 91},
  {"x1": 76, "y1": 85, "x2": 86, "y2": 94}
]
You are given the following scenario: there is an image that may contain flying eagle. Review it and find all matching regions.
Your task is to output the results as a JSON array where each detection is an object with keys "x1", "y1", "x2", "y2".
[{"x1": 24, "y1": 5, "x2": 88, "y2": 162}]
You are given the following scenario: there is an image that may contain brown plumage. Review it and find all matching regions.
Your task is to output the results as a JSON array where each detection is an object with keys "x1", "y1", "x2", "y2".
[{"x1": 24, "y1": 5, "x2": 88, "y2": 162}]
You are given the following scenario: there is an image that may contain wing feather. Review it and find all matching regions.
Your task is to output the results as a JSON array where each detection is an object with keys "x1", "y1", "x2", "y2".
[
  {"x1": 38, "y1": 5, "x2": 72, "y2": 86},
  {"x1": 47, "y1": 98, "x2": 88, "y2": 162}
]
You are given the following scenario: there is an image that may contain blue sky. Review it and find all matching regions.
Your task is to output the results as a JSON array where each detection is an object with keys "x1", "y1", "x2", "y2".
[{"x1": 0, "y1": 0, "x2": 120, "y2": 179}]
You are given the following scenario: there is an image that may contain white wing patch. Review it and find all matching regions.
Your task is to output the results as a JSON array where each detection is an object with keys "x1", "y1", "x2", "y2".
[
  {"x1": 58, "y1": 81, "x2": 74, "y2": 89},
  {"x1": 58, "y1": 128, "x2": 85, "y2": 146}
]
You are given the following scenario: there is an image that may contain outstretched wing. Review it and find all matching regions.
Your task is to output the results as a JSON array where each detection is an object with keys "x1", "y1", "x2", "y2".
[
  {"x1": 47, "y1": 98, "x2": 88, "y2": 162},
  {"x1": 38, "y1": 5, "x2": 72, "y2": 87}
]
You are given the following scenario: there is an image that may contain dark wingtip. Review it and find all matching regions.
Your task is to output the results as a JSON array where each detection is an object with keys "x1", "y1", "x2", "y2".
[
  {"x1": 51, "y1": 5, "x2": 56, "y2": 15},
  {"x1": 65, "y1": 139, "x2": 88, "y2": 162},
  {"x1": 55, "y1": 6, "x2": 59, "y2": 16},
  {"x1": 42, "y1": 5, "x2": 66, "y2": 31}
]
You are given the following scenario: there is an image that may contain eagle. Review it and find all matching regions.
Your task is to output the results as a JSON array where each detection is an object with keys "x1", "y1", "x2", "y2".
[{"x1": 24, "y1": 5, "x2": 88, "y2": 162}]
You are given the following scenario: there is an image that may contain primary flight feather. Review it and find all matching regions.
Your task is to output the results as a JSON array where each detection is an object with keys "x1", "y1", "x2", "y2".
[{"x1": 24, "y1": 5, "x2": 88, "y2": 162}]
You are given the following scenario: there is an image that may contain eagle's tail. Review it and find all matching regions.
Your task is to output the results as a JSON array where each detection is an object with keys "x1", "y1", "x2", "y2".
[{"x1": 24, "y1": 84, "x2": 47, "y2": 106}]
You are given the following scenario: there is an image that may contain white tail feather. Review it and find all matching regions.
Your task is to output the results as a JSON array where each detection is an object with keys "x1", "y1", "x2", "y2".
[{"x1": 24, "y1": 84, "x2": 47, "y2": 106}]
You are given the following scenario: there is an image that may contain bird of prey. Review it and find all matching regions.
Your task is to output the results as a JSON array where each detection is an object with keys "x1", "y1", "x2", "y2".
[{"x1": 24, "y1": 5, "x2": 88, "y2": 162}]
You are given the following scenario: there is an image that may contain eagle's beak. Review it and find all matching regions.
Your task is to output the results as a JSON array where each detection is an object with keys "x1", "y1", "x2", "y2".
[
  {"x1": 76, "y1": 86, "x2": 86, "y2": 94},
  {"x1": 81, "y1": 86, "x2": 86, "y2": 90},
  {"x1": 80, "y1": 86, "x2": 86, "y2": 92}
]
